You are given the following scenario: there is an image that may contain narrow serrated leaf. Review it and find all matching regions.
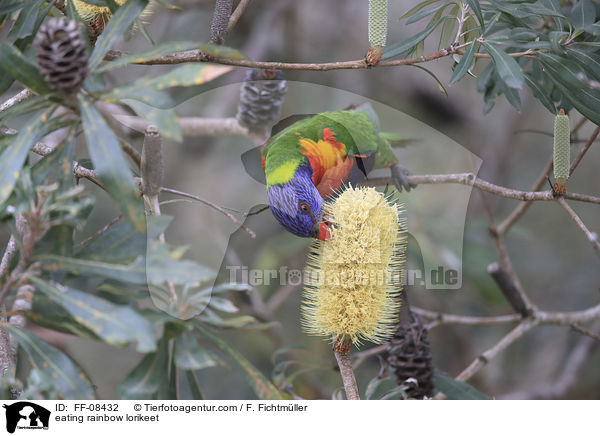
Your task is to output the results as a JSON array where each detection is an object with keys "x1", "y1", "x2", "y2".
[
  {"x1": 117, "y1": 338, "x2": 168, "y2": 399},
  {"x1": 30, "y1": 277, "x2": 156, "y2": 352},
  {"x1": 194, "y1": 322, "x2": 283, "y2": 400},
  {"x1": 0, "y1": 108, "x2": 55, "y2": 207},
  {"x1": 78, "y1": 95, "x2": 145, "y2": 232},
  {"x1": 5, "y1": 326, "x2": 95, "y2": 399},
  {"x1": 175, "y1": 331, "x2": 218, "y2": 370},
  {"x1": 0, "y1": 44, "x2": 50, "y2": 94}
]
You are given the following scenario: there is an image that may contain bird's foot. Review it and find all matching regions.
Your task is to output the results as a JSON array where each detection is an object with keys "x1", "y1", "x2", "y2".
[{"x1": 391, "y1": 163, "x2": 416, "y2": 192}]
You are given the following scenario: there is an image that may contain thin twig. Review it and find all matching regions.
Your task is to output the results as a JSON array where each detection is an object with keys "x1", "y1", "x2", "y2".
[
  {"x1": 160, "y1": 187, "x2": 256, "y2": 238},
  {"x1": 352, "y1": 344, "x2": 387, "y2": 369},
  {"x1": 570, "y1": 126, "x2": 600, "y2": 176},
  {"x1": 265, "y1": 283, "x2": 300, "y2": 313},
  {"x1": 111, "y1": 115, "x2": 251, "y2": 138},
  {"x1": 0, "y1": 89, "x2": 34, "y2": 114},
  {"x1": 411, "y1": 306, "x2": 522, "y2": 328},
  {"x1": 455, "y1": 319, "x2": 537, "y2": 382},
  {"x1": 556, "y1": 197, "x2": 600, "y2": 256},
  {"x1": 570, "y1": 323, "x2": 600, "y2": 342},
  {"x1": 227, "y1": 0, "x2": 252, "y2": 32},
  {"x1": 73, "y1": 215, "x2": 123, "y2": 250},
  {"x1": 496, "y1": 155, "x2": 553, "y2": 235}
]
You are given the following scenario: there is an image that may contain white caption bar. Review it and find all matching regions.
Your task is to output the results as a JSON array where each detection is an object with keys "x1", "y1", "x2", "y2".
[{"x1": 0, "y1": 400, "x2": 595, "y2": 435}]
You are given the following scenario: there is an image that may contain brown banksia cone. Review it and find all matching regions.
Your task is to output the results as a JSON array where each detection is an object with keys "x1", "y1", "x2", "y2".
[
  {"x1": 385, "y1": 313, "x2": 434, "y2": 399},
  {"x1": 236, "y1": 69, "x2": 287, "y2": 134},
  {"x1": 34, "y1": 18, "x2": 88, "y2": 94}
]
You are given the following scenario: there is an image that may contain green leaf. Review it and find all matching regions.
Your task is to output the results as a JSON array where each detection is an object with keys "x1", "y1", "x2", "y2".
[
  {"x1": 76, "y1": 215, "x2": 172, "y2": 262},
  {"x1": 465, "y1": 0, "x2": 484, "y2": 31},
  {"x1": 0, "y1": 0, "x2": 27, "y2": 14},
  {"x1": 8, "y1": 0, "x2": 45, "y2": 39},
  {"x1": 382, "y1": 16, "x2": 454, "y2": 59},
  {"x1": 146, "y1": 240, "x2": 215, "y2": 285},
  {"x1": 406, "y1": 2, "x2": 450, "y2": 25},
  {"x1": 524, "y1": 74, "x2": 556, "y2": 113},
  {"x1": 78, "y1": 95, "x2": 145, "y2": 232},
  {"x1": 411, "y1": 65, "x2": 447, "y2": 96},
  {"x1": 123, "y1": 99, "x2": 182, "y2": 142},
  {"x1": 400, "y1": 0, "x2": 441, "y2": 20},
  {"x1": 450, "y1": 41, "x2": 477, "y2": 84},
  {"x1": 117, "y1": 338, "x2": 169, "y2": 399},
  {"x1": 88, "y1": 0, "x2": 149, "y2": 70},
  {"x1": 0, "y1": 44, "x2": 50, "y2": 94},
  {"x1": 540, "y1": 0, "x2": 566, "y2": 29},
  {"x1": 0, "y1": 108, "x2": 55, "y2": 207},
  {"x1": 105, "y1": 63, "x2": 233, "y2": 101},
  {"x1": 438, "y1": 4, "x2": 459, "y2": 49},
  {"x1": 30, "y1": 277, "x2": 156, "y2": 352},
  {"x1": 566, "y1": 47, "x2": 600, "y2": 81},
  {"x1": 433, "y1": 373, "x2": 490, "y2": 399},
  {"x1": 194, "y1": 322, "x2": 283, "y2": 400},
  {"x1": 175, "y1": 331, "x2": 218, "y2": 370},
  {"x1": 97, "y1": 41, "x2": 199, "y2": 72},
  {"x1": 38, "y1": 254, "x2": 147, "y2": 284},
  {"x1": 28, "y1": 293, "x2": 100, "y2": 339},
  {"x1": 538, "y1": 53, "x2": 600, "y2": 125},
  {"x1": 570, "y1": 0, "x2": 595, "y2": 30},
  {"x1": 481, "y1": 41, "x2": 524, "y2": 89},
  {"x1": 5, "y1": 325, "x2": 95, "y2": 399}
]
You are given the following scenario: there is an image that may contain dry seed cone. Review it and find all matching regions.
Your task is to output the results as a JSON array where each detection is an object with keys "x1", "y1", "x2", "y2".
[
  {"x1": 236, "y1": 69, "x2": 287, "y2": 134},
  {"x1": 386, "y1": 313, "x2": 434, "y2": 399},
  {"x1": 34, "y1": 18, "x2": 88, "y2": 94}
]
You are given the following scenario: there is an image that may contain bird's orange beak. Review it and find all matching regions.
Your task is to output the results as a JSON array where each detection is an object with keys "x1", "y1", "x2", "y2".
[{"x1": 317, "y1": 220, "x2": 331, "y2": 241}]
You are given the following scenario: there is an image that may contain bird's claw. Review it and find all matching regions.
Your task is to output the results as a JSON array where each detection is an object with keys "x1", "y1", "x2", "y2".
[{"x1": 391, "y1": 164, "x2": 416, "y2": 193}]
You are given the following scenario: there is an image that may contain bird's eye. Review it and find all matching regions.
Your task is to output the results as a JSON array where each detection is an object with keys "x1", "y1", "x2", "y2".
[{"x1": 300, "y1": 202, "x2": 310, "y2": 214}]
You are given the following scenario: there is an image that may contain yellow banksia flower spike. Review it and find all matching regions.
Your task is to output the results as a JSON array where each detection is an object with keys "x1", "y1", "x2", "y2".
[
  {"x1": 553, "y1": 109, "x2": 570, "y2": 195},
  {"x1": 366, "y1": 0, "x2": 388, "y2": 65},
  {"x1": 71, "y1": 0, "x2": 153, "y2": 40},
  {"x1": 302, "y1": 186, "x2": 406, "y2": 348}
]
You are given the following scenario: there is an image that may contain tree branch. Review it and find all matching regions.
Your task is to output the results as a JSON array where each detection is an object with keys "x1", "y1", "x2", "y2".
[
  {"x1": 334, "y1": 337, "x2": 360, "y2": 400},
  {"x1": 0, "y1": 89, "x2": 34, "y2": 114},
  {"x1": 103, "y1": 41, "x2": 542, "y2": 70},
  {"x1": 361, "y1": 174, "x2": 600, "y2": 205}
]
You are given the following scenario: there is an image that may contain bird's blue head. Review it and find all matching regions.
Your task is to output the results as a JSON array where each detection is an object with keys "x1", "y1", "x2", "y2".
[{"x1": 267, "y1": 165, "x2": 329, "y2": 239}]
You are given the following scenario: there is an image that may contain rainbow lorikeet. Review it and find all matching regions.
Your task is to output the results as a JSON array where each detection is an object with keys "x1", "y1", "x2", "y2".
[{"x1": 262, "y1": 104, "x2": 414, "y2": 240}]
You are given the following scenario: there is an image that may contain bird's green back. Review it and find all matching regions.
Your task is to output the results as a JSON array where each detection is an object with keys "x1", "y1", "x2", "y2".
[{"x1": 263, "y1": 108, "x2": 398, "y2": 186}]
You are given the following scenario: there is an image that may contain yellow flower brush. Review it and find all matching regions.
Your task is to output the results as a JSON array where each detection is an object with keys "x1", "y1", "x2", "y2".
[{"x1": 302, "y1": 186, "x2": 406, "y2": 349}]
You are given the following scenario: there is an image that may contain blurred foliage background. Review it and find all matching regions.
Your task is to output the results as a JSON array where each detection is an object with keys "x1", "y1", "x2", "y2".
[{"x1": 0, "y1": 0, "x2": 599, "y2": 400}]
